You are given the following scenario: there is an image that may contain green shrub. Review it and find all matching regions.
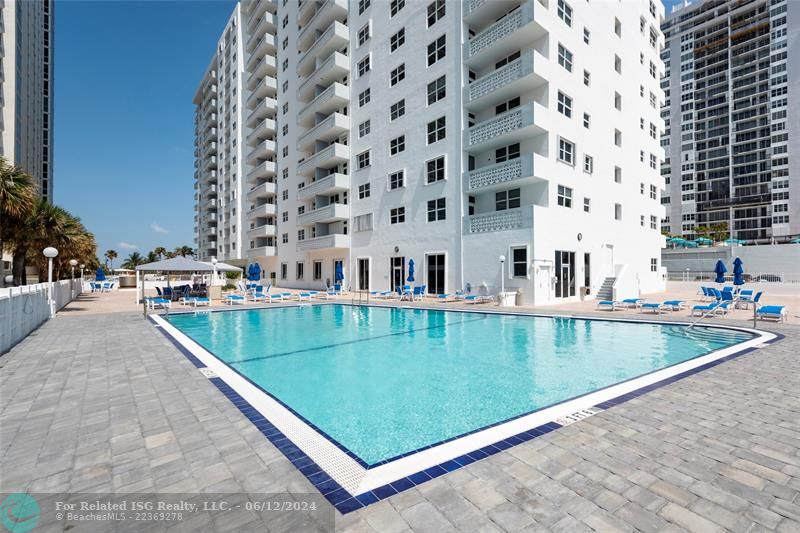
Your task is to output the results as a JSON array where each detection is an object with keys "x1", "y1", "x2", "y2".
[{"x1": 222, "y1": 283, "x2": 237, "y2": 291}]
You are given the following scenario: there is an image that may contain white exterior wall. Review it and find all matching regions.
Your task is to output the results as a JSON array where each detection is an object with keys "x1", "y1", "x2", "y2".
[{"x1": 0, "y1": 0, "x2": 54, "y2": 202}]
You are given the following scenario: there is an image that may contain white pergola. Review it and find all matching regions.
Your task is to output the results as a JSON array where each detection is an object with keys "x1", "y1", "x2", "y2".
[{"x1": 134, "y1": 257, "x2": 241, "y2": 304}]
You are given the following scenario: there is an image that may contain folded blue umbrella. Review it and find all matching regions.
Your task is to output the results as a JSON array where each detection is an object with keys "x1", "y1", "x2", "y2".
[
  {"x1": 733, "y1": 257, "x2": 745, "y2": 286},
  {"x1": 713, "y1": 259, "x2": 727, "y2": 284}
]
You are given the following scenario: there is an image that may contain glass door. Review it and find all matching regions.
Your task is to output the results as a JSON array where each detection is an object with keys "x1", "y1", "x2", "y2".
[
  {"x1": 555, "y1": 251, "x2": 576, "y2": 298},
  {"x1": 583, "y1": 253, "x2": 591, "y2": 294},
  {"x1": 390, "y1": 257, "x2": 405, "y2": 292},
  {"x1": 426, "y1": 254, "x2": 445, "y2": 294},
  {"x1": 357, "y1": 258, "x2": 370, "y2": 291}
]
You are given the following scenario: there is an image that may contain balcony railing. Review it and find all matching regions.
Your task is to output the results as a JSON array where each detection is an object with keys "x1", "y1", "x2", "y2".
[
  {"x1": 297, "y1": 203, "x2": 349, "y2": 226},
  {"x1": 247, "y1": 181, "x2": 277, "y2": 201},
  {"x1": 296, "y1": 233, "x2": 350, "y2": 251},
  {"x1": 247, "y1": 224, "x2": 277, "y2": 239},
  {"x1": 297, "y1": 20, "x2": 348, "y2": 77},
  {"x1": 465, "y1": 155, "x2": 533, "y2": 191},
  {"x1": 465, "y1": 103, "x2": 539, "y2": 148},
  {"x1": 297, "y1": 142, "x2": 349, "y2": 176},
  {"x1": 297, "y1": 112, "x2": 349, "y2": 151},
  {"x1": 297, "y1": 51, "x2": 349, "y2": 102},
  {"x1": 464, "y1": 207, "x2": 533, "y2": 234},
  {"x1": 297, "y1": 82, "x2": 349, "y2": 126},
  {"x1": 465, "y1": 49, "x2": 544, "y2": 105},
  {"x1": 248, "y1": 245, "x2": 277, "y2": 257},
  {"x1": 247, "y1": 161, "x2": 277, "y2": 181},
  {"x1": 297, "y1": 172, "x2": 349, "y2": 200}
]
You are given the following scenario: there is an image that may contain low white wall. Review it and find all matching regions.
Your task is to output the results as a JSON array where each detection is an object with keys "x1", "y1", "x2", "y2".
[{"x1": 0, "y1": 280, "x2": 82, "y2": 354}]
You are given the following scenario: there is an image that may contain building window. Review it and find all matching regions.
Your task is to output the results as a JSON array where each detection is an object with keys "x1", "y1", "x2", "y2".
[
  {"x1": 495, "y1": 143, "x2": 520, "y2": 163},
  {"x1": 358, "y1": 0, "x2": 370, "y2": 15},
  {"x1": 389, "y1": 170, "x2": 405, "y2": 189},
  {"x1": 357, "y1": 55, "x2": 371, "y2": 77},
  {"x1": 583, "y1": 155, "x2": 593, "y2": 174},
  {"x1": 511, "y1": 247, "x2": 528, "y2": 277},
  {"x1": 354, "y1": 213, "x2": 373, "y2": 232},
  {"x1": 427, "y1": 35, "x2": 446, "y2": 66},
  {"x1": 427, "y1": 116, "x2": 446, "y2": 144},
  {"x1": 583, "y1": 197, "x2": 591, "y2": 212},
  {"x1": 557, "y1": 0, "x2": 572, "y2": 26},
  {"x1": 615, "y1": 91, "x2": 623, "y2": 111},
  {"x1": 282, "y1": 190, "x2": 289, "y2": 200},
  {"x1": 495, "y1": 96, "x2": 520, "y2": 114},
  {"x1": 557, "y1": 185, "x2": 573, "y2": 208},
  {"x1": 390, "y1": 99, "x2": 405, "y2": 120},
  {"x1": 297, "y1": 229, "x2": 305, "y2": 241},
  {"x1": 280, "y1": 263, "x2": 287, "y2": 279},
  {"x1": 282, "y1": 146, "x2": 289, "y2": 157},
  {"x1": 358, "y1": 183, "x2": 371, "y2": 199},
  {"x1": 583, "y1": 70, "x2": 591, "y2": 86},
  {"x1": 426, "y1": 156, "x2": 445, "y2": 183},
  {"x1": 557, "y1": 91, "x2": 572, "y2": 118},
  {"x1": 427, "y1": 198, "x2": 446, "y2": 222},
  {"x1": 649, "y1": 153, "x2": 657, "y2": 169},
  {"x1": 358, "y1": 120, "x2": 371, "y2": 138},
  {"x1": 614, "y1": 17, "x2": 622, "y2": 36},
  {"x1": 495, "y1": 188, "x2": 520, "y2": 211},
  {"x1": 390, "y1": 0, "x2": 405, "y2": 16},
  {"x1": 296, "y1": 261, "x2": 304, "y2": 280},
  {"x1": 650, "y1": 185, "x2": 657, "y2": 200},
  {"x1": 359, "y1": 88, "x2": 371, "y2": 107},
  {"x1": 557, "y1": 43, "x2": 573, "y2": 72},
  {"x1": 390, "y1": 207, "x2": 405, "y2": 224},
  {"x1": 649, "y1": 61, "x2": 657, "y2": 78},
  {"x1": 427, "y1": 75, "x2": 446, "y2": 105},
  {"x1": 558, "y1": 138, "x2": 574, "y2": 165},
  {"x1": 358, "y1": 23, "x2": 371, "y2": 46},
  {"x1": 390, "y1": 28, "x2": 405, "y2": 52},
  {"x1": 390, "y1": 64, "x2": 405, "y2": 86},
  {"x1": 282, "y1": 124, "x2": 288, "y2": 136},
  {"x1": 583, "y1": 112, "x2": 590, "y2": 129},
  {"x1": 650, "y1": 258, "x2": 658, "y2": 272},
  {"x1": 313, "y1": 260, "x2": 323, "y2": 281},
  {"x1": 427, "y1": 0, "x2": 445, "y2": 27},
  {"x1": 357, "y1": 150, "x2": 371, "y2": 169},
  {"x1": 583, "y1": 27, "x2": 590, "y2": 44},
  {"x1": 614, "y1": 54, "x2": 622, "y2": 74},
  {"x1": 390, "y1": 135, "x2": 405, "y2": 155},
  {"x1": 282, "y1": 211, "x2": 288, "y2": 222},
  {"x1": 614, "y1": 129, "x2": 622, "y2": 147},
  {"x1": 282, "y1": 233, "x2": 288, "y2": 244},
  {"x1": 282, "y1": 168, "x2": 288, "y2": 180},
  {"x1": 282, "y1": 102, "x2": 289, "y2": 114},
  {"x1": 614, "y1": 166, "x2": 622, "y2": 183},
  {"x1": 650, "y1": 215, "x2": 657, "y2": 229},
  {"x1": 614, "y1": 203, "x2": 622, "y2": 221}
]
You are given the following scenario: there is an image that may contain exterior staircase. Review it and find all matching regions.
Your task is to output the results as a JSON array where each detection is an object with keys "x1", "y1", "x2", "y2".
[{"x1": 596, "y1": 277, "x2": 616, "y2": 300}]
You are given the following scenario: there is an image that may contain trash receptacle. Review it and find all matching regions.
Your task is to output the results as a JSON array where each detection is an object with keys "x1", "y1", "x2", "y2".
[
  {"x1": 515, "y1": 289, "x2": 524, "y2": 306},
  {"x1": 498, "y1": 292, "x2": 515, "y2": 307}
]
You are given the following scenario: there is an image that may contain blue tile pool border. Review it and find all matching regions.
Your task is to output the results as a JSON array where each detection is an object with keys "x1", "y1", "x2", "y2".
[{"x1": 149, "y1": 307, "x2": 781, "y2": 514}]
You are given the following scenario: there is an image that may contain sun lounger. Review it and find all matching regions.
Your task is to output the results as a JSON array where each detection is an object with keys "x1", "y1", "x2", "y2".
[
  {"x1": 192, "y1": 297, "x2": 210, "y2": 307},
  {"x1": 180, "y1": 296, "x2": 197, "y2": 306},
  {"x1": 147, "y1": 297, "x2": 171, "y2": 310},
  {"x1": 756, "y1": 305, "x2": 787, "y2": 322},
  {"x1": 596, "y1": 300, "x2": 620, "y2": 311},
  {"x1": 295, "y1": 293, "x2": 311, "y2": 301},
  {"x1": 691, "y1": 302, "x2": 730, "y2": 316},
  {"x1": 223, "y1": 294, "x2": 246, "y2": 305},
  {"x1": 620, "y1": 298, "x2": 643, "y2": 308},
  {"x1": 639, "y1": 302, "x2": 665, "y2": 314},
  {"x1": 464, "y1": 295, "x2": 492, "y2": 304},
  {"x1": 662, "y1": 300, "x2": 686, "y2": 311}
]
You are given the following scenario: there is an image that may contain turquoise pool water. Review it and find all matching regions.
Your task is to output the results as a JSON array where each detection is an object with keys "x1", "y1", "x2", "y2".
[{"x1": 166, "y1": 305, "x2": 754, "y2": 465}]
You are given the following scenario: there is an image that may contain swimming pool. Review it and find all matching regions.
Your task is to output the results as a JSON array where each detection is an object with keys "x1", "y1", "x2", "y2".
[{"x1": 155, "y1": 304, "x2": 773, "y2": 512}]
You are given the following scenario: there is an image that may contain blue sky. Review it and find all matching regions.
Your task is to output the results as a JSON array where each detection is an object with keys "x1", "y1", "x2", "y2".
[
  {"x1": 54, "y1": 0, "x2": 235, "y2": 259},
  {"x1": 54, "y1": 0, "x2": 680, "y2": 261}
]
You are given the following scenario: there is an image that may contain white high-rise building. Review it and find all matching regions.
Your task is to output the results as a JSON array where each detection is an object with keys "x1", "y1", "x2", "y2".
[
  {"x1": 196, "y1": 0, "x2": 668, "y2": 303},
  {"x1": 660, "y1": 0, "x2": 800, "y2": 242},
  {"x1": 0, "y1": 0, "x2": 54, "y2": 201}
]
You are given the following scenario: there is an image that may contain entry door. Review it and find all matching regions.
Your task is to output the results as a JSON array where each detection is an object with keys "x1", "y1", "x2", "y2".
[
  {"x1": 583, "y1": 253, "x2": 591, "y2": 294},
  {"x1": 555, "y1": 251, "x2": 576, "y2": 298},
  {"x1": 390, "y1": 257, "x2": 405, "y2": 292},
  {"x1": 357, "y1": 258, "x2": 370, "y2": 291},
  {"x1": 426, "y1": 254, "x2": 445, "y2": 294}
]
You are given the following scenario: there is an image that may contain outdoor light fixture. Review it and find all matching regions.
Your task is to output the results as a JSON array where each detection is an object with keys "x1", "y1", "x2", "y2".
[
  {"x1": 211, "y1": 257, "x2": 218, "y2": 286},
  {"x1": 69, "y1": 259, "x2": 78, "y2": 279},
  {"x1": 43, "y1": 247, "x2": 59, "y2": 318},
  {"x1": 499, "y1": 255, "x2": 506, "y2": 297}
]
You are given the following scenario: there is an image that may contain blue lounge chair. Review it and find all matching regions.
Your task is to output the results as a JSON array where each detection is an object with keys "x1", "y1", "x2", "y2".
[
  {"x1": 639, "y1": 302, "x2": 665, "y2": 314},
  {"x1": 192, "y1": 297, "x2": 210, "y2": 307},
  {"x1": 596, "y1": 300, "x2": 620, "y2": 311},
  {"x1": 464, "y1": 295, "x2": 492, "y2": 304},
  {"x1": 147, "y1": 297, "x2": 171, "y2": 310},
  {"x1": 756, "y1": 305, "x2": 787, "y2": 322},
  {"x1": 621, "y1": 298, "x2": 643, "y2": 308},
  {"x1": 180, "y1": 296, "x2": 197, "y2": 306},
  {"x1": 223, "y1": 294, "x2": 246, "y2": 305},
  {"x1": 691, "y1": 301, "x2": 730, "y2": 317},
  {"x1": 662, "y1": 300, "x2": 686, "y2": 311},
  {"x1": 738, "y1": 291, "x2": 762, "y2": 310}
]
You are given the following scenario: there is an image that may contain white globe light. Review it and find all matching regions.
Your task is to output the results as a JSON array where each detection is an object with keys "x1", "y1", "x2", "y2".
[
  {"x1": 499, "y1": 255, "x2": 506, "y2": 263},
  {"x1": 211, "y1": 257, "x2": 218, "y2": 264},
  {"x1": 43, "y1": 247, "x2": 58, "y2": 258},
  {"x1": 69, "y1": 259, "x2": 78, "y2": 266}
]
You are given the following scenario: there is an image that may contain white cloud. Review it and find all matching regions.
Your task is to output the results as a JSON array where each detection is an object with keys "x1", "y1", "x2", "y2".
[
  {"x1": 150, "y1": 222, "x2": 168, "y2": 234},
  {"x1": 119, "y1": 242, "x2": 137, "y2": 250}
]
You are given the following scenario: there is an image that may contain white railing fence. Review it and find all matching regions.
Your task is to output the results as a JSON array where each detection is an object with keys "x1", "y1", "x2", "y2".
[
  {"x1": 0, "y1": 279, "x2": 82, "y2": 354},
  {"x1": 666, "y1": 271, "x2": 800, "y2": 283}
]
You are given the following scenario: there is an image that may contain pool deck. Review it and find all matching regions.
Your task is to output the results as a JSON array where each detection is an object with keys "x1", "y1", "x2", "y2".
[{"x1": 1, "y1": 294, "x2": 799, "y2": 532}]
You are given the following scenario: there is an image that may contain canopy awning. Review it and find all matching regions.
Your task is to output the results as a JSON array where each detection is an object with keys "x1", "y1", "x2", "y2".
[{"x1": 135, "y1": 257, "x2": 241, "y2": 273}]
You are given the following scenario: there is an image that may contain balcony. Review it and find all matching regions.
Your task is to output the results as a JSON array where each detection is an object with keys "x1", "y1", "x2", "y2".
[
  {"x1": 205, "y1": 225, "x2": 217, "y2": 235},
  {"x1": 464, "y1": 0, "x2": 519, "y2": 25},
  {"x1": 296, "y1": 142, "x2": 349, "y2": 176},
  {"x1": 202, "y1": 198, "x2": 217, "y2": 211},
  {"x1": 297, "y1": 0, "x2": 322, "y2": 26},
  {"x1": 249, "y1": 245, "x2": 277, "y2": 257},
  {"x1": 246, "y1": 117, "x2": 277, "y2": 146},
  {"x1": 206, "y1": 184, "x2": 218, "y2": 195},
  {"x1": 246, "y1": 12, "x2": 276, "y2": 51},
  {"x1": 297, "y1": 82, "x2": 349, "y2": 127},
  {"x1": 248, "y1": 203, "x2": 277, "y2": 218},
  {"x1": 246, "y1": 55, "x2": 277, "y2": 89},
  {"x1": 203, "y1": 155, "x2": 218, "y2": 171},
  {"x1": 297, "y1": 203, "x2": 349, "y2": 226},
  {"x1": 246, "y1": 140, "x2": 277, "y2": 164},
  {"x1": 247, "y1": 161, "x2": 277, "y2": 181},
  {"x1": 297, "y1": 112, "x2": 350, "y2": 152},
  {"x1": 247, "y1": 181, "x2": 277, "y2": 201},
  {"x1": 298, "y1": 51, "x2": 349, "y2": 102},
  {"x1": 296, "y1": 233, "x2": 350, "y2": 252},
  {"x1": 464, "y1": 206, "x2": 533, "y2": 234},
  {"x1": 297, "y1": 20, "x2": 349, "y2": 78},
  {"x1": 246, "y1": 97, "x2": 277, "y2": 127},
  {"x1": 201, "y1": 170, "x2": 217, "y2": 186},
  {"x1": 206, "y1": 240, "x2": 217, "y2": 249},
  {"x1": 246, "y1": 76, "x2": 278, "y2": 108},
  {"x1": 205, "y1": 212, "x2": 217, "y2": 223},
  {"x1": 245, "y1": 34, "x2": 277, "y2": 71},
  {"x1": 208, "y1": 141, "x2": 218, "y2": 154},
  {"x1": 463, "y1": 102, "x2": 548, "y2": 152},
  {"x1": 464, "y1": 49, "x2": 549, "y2": 110},
  {"x1": 247, "y1": 224, "x2": 277, "y2": 239},
  {"x1": 465, "y1": 154, "x2": 536, "y2": 192},
  {"x1": 298, "y1": 0, "x2": 348, "y2": 48},
  {"x1": 464, "y1": 1, "x2": 548, "y2": 68},
  {"x1": 297, "y1": 172, "x2": 349, "y2": 201}
]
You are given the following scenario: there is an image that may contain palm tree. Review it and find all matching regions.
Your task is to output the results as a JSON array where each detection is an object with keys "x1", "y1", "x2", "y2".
[
  {"x1": 0, "y1": 158, "x2": 36, "y2": 276},
  {"x1": 121, "y1": 252, "x2": 146, "y2": 270},
  {"x1": 174, "y1": 246, "x2": 194, "y2": 258},
  {"x1": 146, "y1": 251, "x2": 158, "y2": 263},
  {"x1": 153, "y1": 246, "x2": 167, "y2": 260},
  {"x1": 104, "y1": 249, "x2": 118, "y2": 271},
  {"x1": 10, "y1": 200, "x2": 66, "y2": 284}
]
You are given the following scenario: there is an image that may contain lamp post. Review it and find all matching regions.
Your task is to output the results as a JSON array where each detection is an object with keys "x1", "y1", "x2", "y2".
[
  {"x1": 80, "y1": 264, "x2": 85, "y2": 284},
  {"x1": 43, "y1": 247, "x2": 58, "y2": 318},
  {"x1": 499, "y1": 255, "x2": 506, "y2": 305},
  {"x1": 211, "y1": 257, "x2": 218, "y2": 287},
  {"x1": 69, "y1": 259, "x2": 78, "y2": 297}
]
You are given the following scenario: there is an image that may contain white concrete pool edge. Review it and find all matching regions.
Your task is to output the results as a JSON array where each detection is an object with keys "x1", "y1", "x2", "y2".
[{"x1": 150, "y1": 310, "x2": 776, "y2": 497}]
